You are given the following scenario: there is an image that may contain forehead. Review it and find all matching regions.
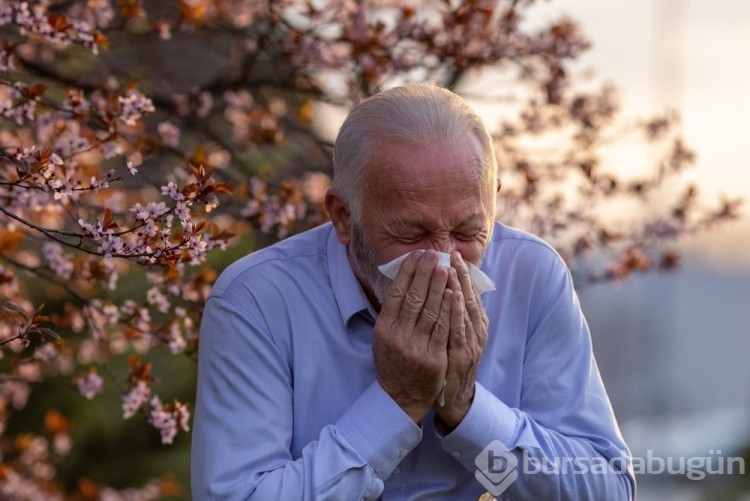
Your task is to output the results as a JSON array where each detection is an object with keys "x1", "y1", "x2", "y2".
[
  {"x1": 364, "y1": 136, "x2": 486, "y2": 190},
  {"x1": 360, "y1": 137, "x2": 492, "y2": 225}
]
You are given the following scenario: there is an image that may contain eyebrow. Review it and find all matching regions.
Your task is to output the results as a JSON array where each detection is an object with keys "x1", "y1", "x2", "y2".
[{"x1": 388, "y1": 214, "x2": 487, "y2": 233}]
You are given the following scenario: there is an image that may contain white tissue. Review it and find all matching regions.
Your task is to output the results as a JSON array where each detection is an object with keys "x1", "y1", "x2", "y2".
[
  {"x1": 437, "y1": 380, "x2": 446, "y2": 407},
  {"x1": 377, "y1": 251, "x2": 495, "y2": 293},
  {"x1": 376, "y1": 250, "x2": 495, "y2": 408}
]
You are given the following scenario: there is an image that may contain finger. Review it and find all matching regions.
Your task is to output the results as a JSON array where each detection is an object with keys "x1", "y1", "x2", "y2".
[
  {"x1": 447, "y1": 266, "x2": 473, "y2": 336},
  {"x1": 380, "y1": 250, "x2": 423, "y2": 320},
  {"x1": 451, "y1": 252, "x2": 483, "y2": 326},
  {"x1": 398, "y1": 249, "x2": 440, "y2": 328},
  {"x1": 415, "y1": 264, "x2": 449, "y2": 335},
  {"x1": 447, "y1": 264, "x2": 483, "y2": 349},
  {"x1": 447, "y1": 266, "x2": 460, "y2": 293},
  {"x1": 428, "y1": 289, "x2": 452, "y2": 354},
  {"x1": 451, "y1": 252, "x2": 474, "y2": 301},
  {"x1": 448, "y1": 290, "x2": 466, "y2": 350}
]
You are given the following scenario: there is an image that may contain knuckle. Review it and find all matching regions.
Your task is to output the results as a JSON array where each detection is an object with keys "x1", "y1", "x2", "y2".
[
  {"x1": 466, "y1": 296, "x2": 480, "y2": 312},
  {"x1": 433, "y1": 316, "x2": 449, "y2": 335},
  {"x1": 403, "y1": 288, "x2": 424, "y2": 309},
  {"x1": 419, "y1": 306, "x2": 439, "y2": 325},
  {"x1": 388, "y1": 281, "x2": 408, "y2": 299}
]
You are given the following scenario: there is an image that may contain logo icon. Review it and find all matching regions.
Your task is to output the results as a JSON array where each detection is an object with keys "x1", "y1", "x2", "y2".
[{"x1": 475, "y1": 440, "x2": 519, "y2": 496}]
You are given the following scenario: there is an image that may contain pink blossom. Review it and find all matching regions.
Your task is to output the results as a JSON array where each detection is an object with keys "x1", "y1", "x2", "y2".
[
  {"x1": 146, "y1": 286, "x2": 170, "y2": 314},
  {"x1": 122, "y1": 381, "x2": 151, "y2": 419},
  {"x1": 78, "y1": 218, "x2": 102, "y2": 239},
  {"x1": 100, "y1": 140, "x2": 122, "y2": 159},
  {"x1": 0, "y1": 467, "x2": 64, "y2": 500},
  {"x1": 54, "y1": 135, "x2": 91, "y2": 157},
  {"x1": 160, "y1": 181, "x2": 184, "y2": 201},
  {"x1": 137, "y1": 219, "x2": 158, "y2": 238},
  {"x1": 205, "y1": 193, "x2": 219, "y2": 212},
  {"x1": 118, "y1": 90, "x2": 155, "y2": 126},
  {"x1": 48, "y1": 152, "x2": 63, "y2": 165},
  {"x1": 130, "y1": 201, "x2": 169, "y2": 222},
  {"x1": 187, "y1": 235, "x2": 208, "y2": 261},
  {"x1": 101, "y1": 303, "x2": 120, "y2": 325},
  {"x1": 90, "y1": 175, "x2": 110, "y2": 191},
  {"x1": 196, "y1": 91, "x2": 213, "y2": 118},
  {"x1": 157, "y1": 121, "x2": 180, "y2": 147},
  {"x1": 101, "y1": 257, "x2": 119, "y2": 290},
  {"x1": 53, "y1": 433, "x2": 72, "y2": 456},
  {"x1": 69, "y1": 0, "x2": 115, "y2": 29},
  {"x1": 174, "y1": 201, "x2": 190, "y2": 225},
  {"x1": 61, "y1": 88, "x2": 90, "y2": 114},
  {"x1": 43, "y1": 242, "x2": 74, "y2": 279},
  {"x1": 33, "y1": 342, "x2": 58, "y2": 362},
  {"x1": 75, "y1": 371, "x2": 104, "y2": 400},
  {"x1": 0, "y1": 6, "x2": 13, "y2": 26},
  {"x1": 47, "y1": 178, "x2": 76, "y2": 201},
  {"x1": 157, "y1": 20, "x2": 172, "y2": 40},
  {"x1": 148, "y1": 396, "x2": 190, "y2": 445},
  {"x1": 167, "y1": 322, "x2": 186, "y2": 354}
]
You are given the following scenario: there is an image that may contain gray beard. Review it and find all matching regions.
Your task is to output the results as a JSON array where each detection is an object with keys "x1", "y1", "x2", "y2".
[{"x1": 348, "y1": 220, "x2": 393, "y2": 307}]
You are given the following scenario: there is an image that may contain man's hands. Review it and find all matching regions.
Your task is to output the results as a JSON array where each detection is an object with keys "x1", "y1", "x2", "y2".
[
  {"x1": 372, "y1": 250, "x2": 452, "y2": 423},
  {"x1": 372, "y1": 250, "x2": 488, "y2": 428},
  {"x1": 435, "y1": 252, "x2": 489, "y2": 430}
]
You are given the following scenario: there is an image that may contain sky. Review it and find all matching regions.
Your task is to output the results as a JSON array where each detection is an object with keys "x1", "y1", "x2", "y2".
[
  {"x1": 537, "y1": 0, "x2": 750, "y2": 271},
  {"x1": 546, "y1": 4, "x2": 750, "y2": 495}
]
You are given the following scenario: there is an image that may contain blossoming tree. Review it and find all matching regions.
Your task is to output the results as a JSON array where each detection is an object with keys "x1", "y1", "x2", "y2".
[{"x1": 0, "y1": 0, "x2": 740, "y2": 498}]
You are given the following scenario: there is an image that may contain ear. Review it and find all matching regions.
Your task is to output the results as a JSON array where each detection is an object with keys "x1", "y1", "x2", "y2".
[{"x1": 325, "y1": 187, "x2": 352, "y2": 246}]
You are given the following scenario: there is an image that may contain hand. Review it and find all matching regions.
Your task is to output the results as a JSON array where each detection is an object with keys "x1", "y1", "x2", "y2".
[
  {"x1": 372, "y1": 249, "x2": 453, "y2": 424},
  {"x1": 433, "y1": 252, "x2": 489, "y2": 430}
]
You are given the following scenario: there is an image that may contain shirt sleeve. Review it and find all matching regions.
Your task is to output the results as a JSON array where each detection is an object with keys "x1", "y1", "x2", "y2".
[
  {"x1": 190, "y1": 293, "x2": 422, "y2": 500},
  {"x1": 437, "y1": 256, "x2": 636, "y2": 500}
]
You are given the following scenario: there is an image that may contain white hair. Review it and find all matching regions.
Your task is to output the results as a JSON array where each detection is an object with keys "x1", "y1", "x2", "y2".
[{"x1": 332, "y1": 84, "x2": 498, "y2": 219}]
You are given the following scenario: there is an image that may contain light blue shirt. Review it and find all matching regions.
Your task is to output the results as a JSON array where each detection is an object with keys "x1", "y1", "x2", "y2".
[{"x1": 191, "y1": 222, "x2": 635, "y2": 500}]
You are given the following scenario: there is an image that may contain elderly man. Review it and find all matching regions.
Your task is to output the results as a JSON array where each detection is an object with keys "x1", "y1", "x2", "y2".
[{"x1": 191, "y1": 84, "x2": 635, "y2": 499}]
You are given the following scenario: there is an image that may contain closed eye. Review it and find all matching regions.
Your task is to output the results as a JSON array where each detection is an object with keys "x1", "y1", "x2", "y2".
[
  {"x1": 398, "y1": 235, "x2": 425, "y2": 244},
  {"x1": 452, "y1": 232, "x2": 479, "y2": 241}
]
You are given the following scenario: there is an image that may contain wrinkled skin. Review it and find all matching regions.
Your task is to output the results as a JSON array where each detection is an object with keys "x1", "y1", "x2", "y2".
[{"x1": 326, "y1": 136, "x2": 495, "y2": 430}]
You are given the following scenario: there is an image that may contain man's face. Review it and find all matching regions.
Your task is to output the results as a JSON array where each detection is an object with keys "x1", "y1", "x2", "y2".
[{"x1": 348, "y1": 136, "x2": 495, "y2": 306}]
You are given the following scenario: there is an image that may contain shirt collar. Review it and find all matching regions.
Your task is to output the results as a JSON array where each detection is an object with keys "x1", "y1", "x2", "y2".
[{"x1": 327, "y1": 226, "x2": 376, "y2": 331}]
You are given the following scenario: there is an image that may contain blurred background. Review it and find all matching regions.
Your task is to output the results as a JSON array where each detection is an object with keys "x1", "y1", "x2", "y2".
[
  {"x1": 545, "y1": 1, "x2": 750, "y2": 499},
  {"x1": 1, "y1": 1, "x2": 748, "y2": 500}
]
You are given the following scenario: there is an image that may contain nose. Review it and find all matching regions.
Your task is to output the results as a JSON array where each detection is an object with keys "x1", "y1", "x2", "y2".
[{"x1": 429, "y1": 234, "x2": 457, "y2": 256}]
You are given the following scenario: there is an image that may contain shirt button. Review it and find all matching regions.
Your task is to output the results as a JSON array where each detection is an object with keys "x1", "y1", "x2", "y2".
[
  {"x1": 452, "y1": 450, "x2": 461, "y2": 458},
  {"x1": 398, "y1": 449, "x2": 407, "y2": 458},
  {"x1": 393, "y1": 467, "x2": 400, "y2": 475}
]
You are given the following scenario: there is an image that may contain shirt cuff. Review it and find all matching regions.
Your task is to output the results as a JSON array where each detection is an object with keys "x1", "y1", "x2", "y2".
[
  {"x1": 438, "y1": 383, "x2": 520, "y2": 469},
  {"x1": 336, "y1": 381, "x2": 423, "y2": 478}
]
